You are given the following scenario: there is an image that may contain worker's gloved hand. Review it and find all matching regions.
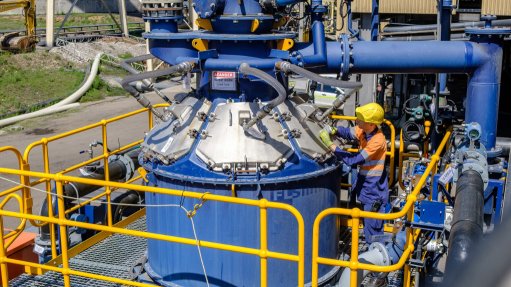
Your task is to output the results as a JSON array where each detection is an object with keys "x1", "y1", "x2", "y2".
[
  {"x1": 322, "y1": 125, "x2": 337, "y2": 136},
  {"x1": 319, "y1": 130, "x2": 333, "y2": 147}
]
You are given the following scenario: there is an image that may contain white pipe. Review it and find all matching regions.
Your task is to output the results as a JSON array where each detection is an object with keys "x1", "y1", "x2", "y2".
[
  {"x1": 0, "y1": 104, "x2": 80, "y2": 127},
  {"x1": 0, "y1": 53, "x2": 102, "y2": 128},
  {"x1": 52, "y1": 53, "x2": 103, "y2": 108}
]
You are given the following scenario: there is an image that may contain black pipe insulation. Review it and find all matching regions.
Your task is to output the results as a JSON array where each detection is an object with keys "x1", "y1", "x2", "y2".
[
  {"x1": 238, "y1": 63, "x2": 288, "y2": 131},
  {"x1": 121, "y1": 61, "x2": 195, "y2": 120},
  {"x1": 382, "y1": 19, "x2": 511, "y2": 34},
  {"x1": 39, "y1": 148, "x2": 141, "y2": 240},
  {"x1": 445, "y1": 170, "x2": 484, "y2": 277}
]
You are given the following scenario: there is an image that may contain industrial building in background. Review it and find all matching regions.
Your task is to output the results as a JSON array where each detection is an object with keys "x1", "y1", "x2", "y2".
[{"x1": 0, "y1": 0, "x2": 510, "y2": 287}]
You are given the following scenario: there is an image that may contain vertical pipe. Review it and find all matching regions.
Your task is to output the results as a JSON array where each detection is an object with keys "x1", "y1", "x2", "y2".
[
  {"x1": 118, "y1": 0, "x2": 129, "y2": 37},
  {"x1": 56, "y1": 177, "x2": 71, "y2": 287},
  {"x1": 46, "y1": 0, "x2": 54, "y2": 47},
  {"x1": 371, "y1": 0, "x2": 379, "y2": 41},
  {"x1": 466, "y1": 35, "x2": 503, "y2": 149},
  {"x1": 346, "y1": 0, "x2": 357, "y2": 38},
  {"x1": 299, "y1": 2, "x2": 306, "y2": 42},
  {"x1": 260, "y1": 199, "x2": 268, "y2": 287}
]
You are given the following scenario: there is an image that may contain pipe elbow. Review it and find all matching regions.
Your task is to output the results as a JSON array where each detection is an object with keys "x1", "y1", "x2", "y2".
[{"x1": 464, "y1": 42, "x2": 490, "y2": 69}]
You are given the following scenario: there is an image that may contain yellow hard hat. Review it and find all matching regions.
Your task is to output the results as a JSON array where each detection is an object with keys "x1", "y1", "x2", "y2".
[{"x1": 355, "y1": 103, "x2": 384, "y2": 125}]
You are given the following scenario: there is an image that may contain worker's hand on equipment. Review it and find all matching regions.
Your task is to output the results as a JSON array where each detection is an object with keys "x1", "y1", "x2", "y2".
[
  {"x1": 319, "y1": 130, "x2": 334, "y2": 147},
  {"x1": 323, "y1": 125, "x2": 337, "y2": 135}
]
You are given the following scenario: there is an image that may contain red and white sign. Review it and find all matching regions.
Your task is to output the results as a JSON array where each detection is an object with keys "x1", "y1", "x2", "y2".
[{"x1": 212, "y1": 71, "x2": 237, "y2": 91}]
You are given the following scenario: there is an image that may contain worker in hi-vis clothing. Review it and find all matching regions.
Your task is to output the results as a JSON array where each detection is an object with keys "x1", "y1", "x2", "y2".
[{"x1": 319, "y1": 103, "x2": 389, "y2": 244}]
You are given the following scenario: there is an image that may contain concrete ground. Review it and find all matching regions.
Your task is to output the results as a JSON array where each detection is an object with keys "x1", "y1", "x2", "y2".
[{"x1": 0, "y1": 86, "x2": 183, "y2": 231}]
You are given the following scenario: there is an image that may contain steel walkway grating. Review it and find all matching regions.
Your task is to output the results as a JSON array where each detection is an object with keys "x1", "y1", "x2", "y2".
[{"x1": 10, "y1": 216, "x2": 147, "y2": 287}]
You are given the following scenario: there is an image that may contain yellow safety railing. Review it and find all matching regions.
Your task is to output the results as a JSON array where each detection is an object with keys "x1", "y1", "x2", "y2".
[
  {"x1": 21, "y1": 105, "x2": 163, "y2": 259},
  {"x1": 0, "y1": 147, "x2": 30, "y2": 249},
  {"x1": 0, "y1": 105, "x2": 306, "y2": 287},
  {"x1": 330, "y1": 115, "x2": 396, "y2": 187},
  {"x1": 0, "y1": 168, "x2": 305, "y2": 287},
  {"x1": 311, "y1": 129, "x2": 451, "y2": 287}
]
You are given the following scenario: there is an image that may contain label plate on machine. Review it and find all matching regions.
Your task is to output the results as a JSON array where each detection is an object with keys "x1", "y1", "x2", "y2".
[{"x1": 212, "y1": 71, "x2": 237, "y2": 91}]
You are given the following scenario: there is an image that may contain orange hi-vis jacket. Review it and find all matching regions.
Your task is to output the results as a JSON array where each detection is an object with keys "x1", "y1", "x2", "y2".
[{"x1": 334, "y1": 126, "x2": 389, "y2": 204}]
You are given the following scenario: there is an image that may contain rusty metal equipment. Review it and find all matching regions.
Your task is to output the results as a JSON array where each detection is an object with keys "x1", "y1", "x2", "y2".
[{"x1": 0, "y1": 0, "x2": 37, "y2": 52}]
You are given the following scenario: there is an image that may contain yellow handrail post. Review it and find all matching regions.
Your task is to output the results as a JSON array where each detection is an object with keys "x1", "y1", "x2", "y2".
[
  {"x1": 383, "y1": 119, "x2": 396, "y2": 187},
  {"x1": 350, "y1": 210, "x2": 360, "y2": 287},
  {"x1": 101, "y1": 120, "x2": 113, "y2": 227},
  {"x1": 55, "y1": 175, "x2": 71, "y2": 287},
  {"x1": 398, "y1": 131, "x2": 406, "y2": 190},
  {"x1": 42, "y1": 138, "x2": 58, "y2": 259},
  {"x1": 403, "y1": 199, "x2": 416, "y2": 287},
  {"x1": 259, "y1": 199, "x2": 268, "y2": 287},
  {"x1": 0, "y1": 212, "x2": 9, "y2": 287}
]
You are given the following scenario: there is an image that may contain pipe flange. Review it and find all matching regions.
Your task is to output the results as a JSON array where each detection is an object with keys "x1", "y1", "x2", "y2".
[
  {"x1": 369, "y1": 242, "x2": 392, "y2": 266},
  {"x1": 116, "y1": 154, "x2": 136, "y2": 182},
  {"x1": 339, "y1": 34, "x2": 351, "y2": 79}
]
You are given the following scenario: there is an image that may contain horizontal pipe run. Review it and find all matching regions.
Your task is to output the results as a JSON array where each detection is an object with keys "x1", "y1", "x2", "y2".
[
  {"x1": 349, "y1": 41, "x2": 488, "y2": 73},
  {"x1": 382, "y1": 19, "x2": 511, "y2": 34}
]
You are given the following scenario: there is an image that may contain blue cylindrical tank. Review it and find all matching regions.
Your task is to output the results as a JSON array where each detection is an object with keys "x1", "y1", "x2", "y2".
[{"x1": 143, "y1": 164, "x2": 341, "y2": 286}]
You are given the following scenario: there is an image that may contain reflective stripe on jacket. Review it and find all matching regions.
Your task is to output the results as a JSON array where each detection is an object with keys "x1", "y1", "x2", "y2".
[{"x1": 334, "y1": 126, "x2": 388, "y2": 204}]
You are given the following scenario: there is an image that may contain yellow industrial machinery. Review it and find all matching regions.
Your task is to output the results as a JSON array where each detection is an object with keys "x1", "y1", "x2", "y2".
[{"x1": 0, "y1": 0, "x2": 37, "y2": 52}]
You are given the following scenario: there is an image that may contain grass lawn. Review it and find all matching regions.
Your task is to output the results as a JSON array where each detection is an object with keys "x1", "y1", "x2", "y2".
[{"x1": 0, "y1": 50, "x2": 127, "y2": 118}]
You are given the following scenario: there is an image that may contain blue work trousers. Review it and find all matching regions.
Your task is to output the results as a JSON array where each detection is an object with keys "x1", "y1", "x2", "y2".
[{"x1": 362, "y1": 202, "x2": 384, "y2": 244}]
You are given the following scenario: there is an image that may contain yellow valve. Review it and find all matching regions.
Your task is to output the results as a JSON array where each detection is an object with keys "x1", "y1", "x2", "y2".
[
  {"x1": 277, "y1": 38, "x2": 294, "y2": 51},
  {"x1": 251, "y1": 19, "x2": 260, "y2": 32},
  {"x1": 273, "y1": 17, "x2": 287, "y2": 29},
  {"x1": 137, "y1": 167, "x2": 148, "y2": 183},
  {"x1": 192, "y1": 38, "x2": 209, "y2": 51},
  {"x1": 195, "y1": 18, "x2": 213, "y2": 31}
]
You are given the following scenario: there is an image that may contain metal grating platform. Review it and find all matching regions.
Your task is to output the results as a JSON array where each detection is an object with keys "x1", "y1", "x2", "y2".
[{"x1": 10, "y1": 216, "x2": 147, "y2": 287}]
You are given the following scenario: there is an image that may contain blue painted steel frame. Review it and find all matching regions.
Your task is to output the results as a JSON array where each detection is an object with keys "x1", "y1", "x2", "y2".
[{"x1": 433, "y1": 175, "x2": 505, "y2": 224}]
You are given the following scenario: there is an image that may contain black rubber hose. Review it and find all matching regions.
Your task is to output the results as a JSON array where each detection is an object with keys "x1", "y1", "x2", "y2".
[
  {"x1": 238, "y1": 63, "x2": 288, "y2": 130},
  {"x1": 39, "y1": 148, "x2": 141, "y2": 240},
  {"x1": 442, "y1": 205, "x2": 511, "y2": 287},
  {"x1": 276, "y1": 61, "x2": 363, "y2": 92},
  {"x1": 121, "y1": 61, "x2": 195, "y2": 120},
  {"x1": 444, "y1": 170, "x2": 484, "y2": 277},
  {"x1": 402, "y1": 120, "x2": 424, "y2": 142},
  {"x1": 111, "y1": 190, "x2": 144, "y2": 224}
]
